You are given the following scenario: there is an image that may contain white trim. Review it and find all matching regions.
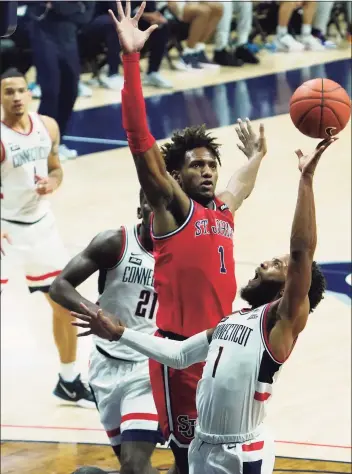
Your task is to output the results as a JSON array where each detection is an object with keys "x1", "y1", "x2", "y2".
[
  {"x1": 168, "y1": 432, "x2": 191, "y2": 448},
  {"x1": 152, "y1": 200, "x2": 194, "y2": 240},
  {"x1": 163, "y1": 363, "x2": 174, "y2": 433}
]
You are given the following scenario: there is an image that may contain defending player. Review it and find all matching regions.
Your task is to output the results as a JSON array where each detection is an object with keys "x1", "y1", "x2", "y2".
[
  {"x1": 49, "y1": 190, "x2": 163, "y2": 474},
  {"x1": 109, "y1": 3, "x2": 267, "y2": 470},
  {"x1": 1, "y1": 68, "x2": 93, "y2": 407},
  {"x1": 72, "y1": 137, "x2": 334, "y2": 473}
]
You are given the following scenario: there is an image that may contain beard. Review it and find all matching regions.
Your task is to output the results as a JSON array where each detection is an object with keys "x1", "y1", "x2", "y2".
[{"x1": 240, "y1": 279, "x2": 284, "y2": 309}]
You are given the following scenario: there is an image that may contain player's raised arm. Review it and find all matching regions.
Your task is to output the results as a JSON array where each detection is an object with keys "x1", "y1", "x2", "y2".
[
  {"x1": 71, "y1": 304, "x2": 215, "y2": 369},
  {"x1": 49, "y1": 230, "x2": 123, "y2": 314},
  {"x1": 269, "y1": 138, "x2": 337, "y2": 361},
  {"x1": 109, "y1": 2, "x2": 189, "y2": 214},
  {"x1": 217, "y1": 119, "x2": 267, "y2": 214}
]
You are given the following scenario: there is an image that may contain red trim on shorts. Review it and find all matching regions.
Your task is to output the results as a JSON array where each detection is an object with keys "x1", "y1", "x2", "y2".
[
  {"x1": 242, "y1": 440, "x2": 264, "y2": 452},
  {"x1": 1, "y1": 279, "x2": 9, "y2": 284},
  {"x1": 26, "y1": 270, "x2": 61, "y2": 282},
  {"x1": 106, "y1": 427, "x2": 121, "y2": 438},
  {"x1": 0, "y1": 193, "x2": 3, "y2": 199},
  {"x1": 254, "y1": 391, "x2": 271, "y2": 402},
  {"x1": 121, "y1": 413, "x2": 159, "y2": 424},
  {"x1": 1, "y1": 141, "x2": 5, "y2": 163},
  {"x1": 1, "y1": 115, "x2": 33, "y2": 136}
]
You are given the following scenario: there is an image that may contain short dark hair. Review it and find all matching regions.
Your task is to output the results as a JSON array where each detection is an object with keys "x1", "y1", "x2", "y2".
[
  {"x1": 308, "y1": 261, "x2": 326, "y2": 313},
  {"x1": 1, "y1": 68, "x2": 26, "y2": 82},
  {"x1": 71, "y1": 467, "x2": 107, "y2": 474},
  {"x1": 161, "y1": 125, "x2": 221, "y2": 173}
]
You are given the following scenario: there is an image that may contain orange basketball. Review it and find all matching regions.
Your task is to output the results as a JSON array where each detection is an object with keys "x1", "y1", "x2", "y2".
[{"x1": 289, "y1": 78, "x2": 351, "y2": 139}]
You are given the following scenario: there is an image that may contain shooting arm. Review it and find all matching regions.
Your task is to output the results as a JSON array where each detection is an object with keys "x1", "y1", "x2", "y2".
[
  {"x1": 49, "y1": 230, "x2": 122, "y2": 313},
  {"x1": 118, "y1": 328, "x2": 214, "y2": 369},
  {"x1": 218, "y1": 152, "x2": 265, "y2": 214}
]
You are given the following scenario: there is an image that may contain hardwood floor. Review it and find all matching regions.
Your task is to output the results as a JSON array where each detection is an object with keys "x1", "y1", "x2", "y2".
[{"x1": 1, "y1": 442, "x2": 351, "y2": 474}]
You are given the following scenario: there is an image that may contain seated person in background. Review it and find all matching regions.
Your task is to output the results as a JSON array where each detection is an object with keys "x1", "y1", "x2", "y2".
[
  {"x1": 273, "y1": 1, "x2": 325, "y2": 52},
  {"x1": 213, "y1": 1, "x2": 259, "y2": 66},
  {"x1": 83, "y1": 1, "x2": 172, "y2": 90},
  {"x1": 161, "y1": 1, "x2": 224, "y2": 69}
]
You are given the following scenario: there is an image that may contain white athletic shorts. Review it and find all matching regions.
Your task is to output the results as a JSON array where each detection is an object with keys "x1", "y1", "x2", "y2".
[
  {"x1": 1, "y1": 211, "x2": 68, "y2": 293},
  {"x1": 89, "y1": 346, "x2": 163, "y2": 447},
  {"x1": 188, "y1": 431, "x2": 275, "y2": 474}
]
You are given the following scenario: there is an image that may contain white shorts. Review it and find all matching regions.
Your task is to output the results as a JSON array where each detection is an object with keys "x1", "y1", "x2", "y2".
[
  {"x1": 1, "y1": 211, "x2": 68, "y2": 293},
  {"x1": 89, "y1": 346, "x2": 163, "y2": 447},
  {"x1": 188, "y1": 432, "x2": 275, "y2": 474}
]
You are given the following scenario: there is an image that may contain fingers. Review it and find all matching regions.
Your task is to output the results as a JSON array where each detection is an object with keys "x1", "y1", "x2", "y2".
[
  {"x1": 125, "y1": 0, "x2": 131, "y2": 18},
  {"x1": 237, "y1": 118, "x2": 249, "y2": 141},
  {"x1": 77, "y1": 330, "x2": 93, "y2": 338},
  {"x1": 295, "y1": 149, "x2": 304, "y2": 159},
  {"x1": 259, "y1": 123, "x2": 265, "y2": 138},
  {"x1": 134, "y1": 1, "x2": 146, "y2": 22},
  {"x1": 72, "y1": 322, "x2": 90, "y2": 329},
  {"x1": 70, "y1": 311, "x2": 91, "y2": 322},
  {"x1": 116, "y1": 0, "x2": 125, "y2": 20},
  {"x1": 236, "y1": 144, "x2": 245, "y2": 153},
  {"x1": 245, "y1": 118, "x2": 255, "y2": 137},
  {"x1": 144, "y1": 24, "x2": 159, "y2": 38},
  {"x1": 80, "y1": 302, "x2": 99, "y2": 318},
  {"x1": 108, "y1": 9, "x2": 119, "y2": 27}
]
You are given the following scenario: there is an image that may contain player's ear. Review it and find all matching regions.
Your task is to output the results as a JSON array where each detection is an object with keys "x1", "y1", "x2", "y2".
[{"x1": 137, "y1": 206, "x2": 142, "y2": 219}]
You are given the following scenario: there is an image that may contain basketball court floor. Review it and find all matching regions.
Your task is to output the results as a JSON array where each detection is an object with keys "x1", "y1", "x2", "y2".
[{"x1": 1, "y1": 45, "x2": 351, "y2": 473}]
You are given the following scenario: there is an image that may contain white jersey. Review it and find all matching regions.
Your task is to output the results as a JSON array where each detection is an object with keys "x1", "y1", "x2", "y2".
[
  {"x1": 95, "y1": 225, "x2": 157, "y2": 361},
  {"x1": 1, "y1": 112, "x2": 52, "y2": 223},
  {"x1": 196, "y1": 304, "x2": 284, "y2": 444}
]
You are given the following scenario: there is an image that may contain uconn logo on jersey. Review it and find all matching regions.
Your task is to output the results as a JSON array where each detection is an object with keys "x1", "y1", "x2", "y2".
[
  {"x1": 177, "y1": 415, "x2": 196, "y2": 439},
  {"x1": 212, "y1": 322, "x2": 253, "y2": 347},
  {"x1": 12, "y1": 145, "x2": 48, "y2": 168},
  {"x1": 194, "y1": 218, "x2": 233, "y2": 239},
  {"x1": 122, "y1": 265, "x2": 154, "y2": 288}
]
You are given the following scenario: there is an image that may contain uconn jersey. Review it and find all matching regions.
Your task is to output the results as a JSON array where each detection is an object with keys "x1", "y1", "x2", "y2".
[
  {"x1": 96, "y1": 225, "x2": 157, "y2": 361},
  {"x1": 1, "y1": 112, "x2": 52, "y2": 223},
  {"x1": 196, "y1": 303, "x2": 282, "y2": 443}
]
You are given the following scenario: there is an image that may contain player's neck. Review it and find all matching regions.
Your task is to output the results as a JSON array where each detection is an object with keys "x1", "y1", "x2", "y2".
[
  {"x1": 2, "y1": 113, "x2": 31, "y2": 133},
  {"x1": 138, "y1": 223, "x2": 153, "y2": 252}
]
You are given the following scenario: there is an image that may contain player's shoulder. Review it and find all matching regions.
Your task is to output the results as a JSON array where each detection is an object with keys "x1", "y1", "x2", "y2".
[
  {"x1": 38, "y1": 114, "x2": 59, "y2": 138},
  {"x1": 88, "y1": 228, "x2": 126, "y2": 269}
]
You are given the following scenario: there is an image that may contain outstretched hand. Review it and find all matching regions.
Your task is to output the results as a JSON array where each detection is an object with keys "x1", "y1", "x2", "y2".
[
  {"x1": 1, "y1": 231, "x2": 11, "y2": 257},
  {"x1": 109, "y1": 1, "x2": 158, "y2": 54},
  {"x1": 295, "y1": 137, "x2": 338, "y2": 177},
  {"x1": 71, "y1": 303, "x2": 125, "y2": 341},
  {"x1": 235, "y1": 118, "x2": 267, "y2": 160}
]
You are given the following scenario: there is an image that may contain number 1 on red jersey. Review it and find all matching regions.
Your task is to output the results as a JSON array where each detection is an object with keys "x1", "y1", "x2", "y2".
[{"x1": 218, "y1": 246, "x2": 227, "y2": 274}]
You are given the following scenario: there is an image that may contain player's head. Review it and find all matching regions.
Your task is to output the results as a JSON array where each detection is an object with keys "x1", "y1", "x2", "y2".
[
  {"x1": 161, "y1": 125, "x2": 221, "y2": 206},
  {"x1": 240, "y1": 255, "x2": 326, "y2": 313},
  {"x1": 1, "y1": 68, "x2": 30, "y2": 118},
  {"x1": 71, "y1": 468, "x2": 107, "y2": 474},
  {"x1": 137, "y1": 188, "x2": 152, "y2": 227}
]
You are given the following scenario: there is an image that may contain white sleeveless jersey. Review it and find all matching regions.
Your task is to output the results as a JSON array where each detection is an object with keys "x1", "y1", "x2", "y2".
[
  {"x1": 196, "y1": 303, "x2": 283, "y2": 444},
  {"x1": 95, "y1": 225, "x2": 157, "y2": 361},
  {"x1": 1, "y1": 112, "x2": 52, "y2": 223}
]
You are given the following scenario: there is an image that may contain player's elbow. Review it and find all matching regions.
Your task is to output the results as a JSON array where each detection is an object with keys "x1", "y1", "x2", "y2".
[{"x1": 49, "y1": 276, "x2": 65, "y2": 304}]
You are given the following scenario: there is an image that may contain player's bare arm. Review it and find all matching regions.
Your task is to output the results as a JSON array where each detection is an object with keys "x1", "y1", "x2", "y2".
[
  {"x1": 36, "y1": 116, "x2": 63, "y2": 195},
  {"x1": 217, "y1": 119, "x2": 267, "y2": 215},
  {"x1": 268, "y1": 137, "x2": 337, "y2": 362},
  {"x1": 49, "y1": 229, "x2": 124, "y2": 314},
  {"x1": 71, "y1": 303, "x2": 215, "y2": 367},
  {"x1": 109, "y1": 1, "x2": 191, "y2": 232},
  {"x1": 0, "y1": 231, "x2": 11, "y2": 256}
]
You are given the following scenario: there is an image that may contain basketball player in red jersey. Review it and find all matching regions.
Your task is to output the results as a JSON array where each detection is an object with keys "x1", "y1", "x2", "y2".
[
  {"x1": 1, "y1": 69, "x2": 93, "y2": 407},
  {"x1": 109, "y1": 3, "x2": 267, "y2": 471}
]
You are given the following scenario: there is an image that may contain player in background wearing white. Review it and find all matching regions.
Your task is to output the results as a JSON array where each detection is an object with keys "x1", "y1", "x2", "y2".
[
  {"x1": 50, "y1": 189, "x2": 163, "y2": 474},
  {"x1": 1, "y1": 68, "x2": 94, "y2": 407},
  {"x1": 72, "y1": 138, "x2": 335, "y2": 473}
]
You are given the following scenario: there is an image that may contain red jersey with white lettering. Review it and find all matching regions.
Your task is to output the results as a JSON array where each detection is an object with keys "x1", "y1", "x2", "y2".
[{"x1": 151, "y1": 198, "x2": 236, "y2": 337}]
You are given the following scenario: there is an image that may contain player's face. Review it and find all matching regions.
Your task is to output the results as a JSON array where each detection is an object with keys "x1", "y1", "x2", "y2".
[
  {"x1": 1, "y1": 77, "x2": 31, "y2": 117},
  {"x1": 240, "y1": 255, "x2": 289, "y2": 308},
  {"x1": 178, "y1": 147, "x2": 218, "y2": 205}
]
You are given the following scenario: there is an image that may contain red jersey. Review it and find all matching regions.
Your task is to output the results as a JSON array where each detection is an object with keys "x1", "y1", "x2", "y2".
[{"x1": 152, "y1": 198, "x2": 236, "y2": 337}]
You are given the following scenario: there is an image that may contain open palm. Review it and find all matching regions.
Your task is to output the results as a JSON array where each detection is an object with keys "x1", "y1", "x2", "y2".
[
  {"x1": 295, "y1": 137, "x2": 337, "y2": 176},
  {"x1": 109, "y1": 1, "x2": 158, "y2": 54},
  {"x1": 235, "y1": 119, "x2": 267, "y2": 160}
]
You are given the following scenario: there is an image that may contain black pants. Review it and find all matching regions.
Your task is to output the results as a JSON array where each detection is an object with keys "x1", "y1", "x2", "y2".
[
  {"x1": 29, "y1": 21, "x2": 80, "y2": 137},
  {"x1": 82, "y1": 14, "x2": 169, "y2": 76}
]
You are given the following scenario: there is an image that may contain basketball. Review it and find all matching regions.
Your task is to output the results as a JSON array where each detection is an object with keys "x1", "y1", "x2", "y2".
[{"x1": 289, "y1": 78, "x2": 351, "y2": 139}]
